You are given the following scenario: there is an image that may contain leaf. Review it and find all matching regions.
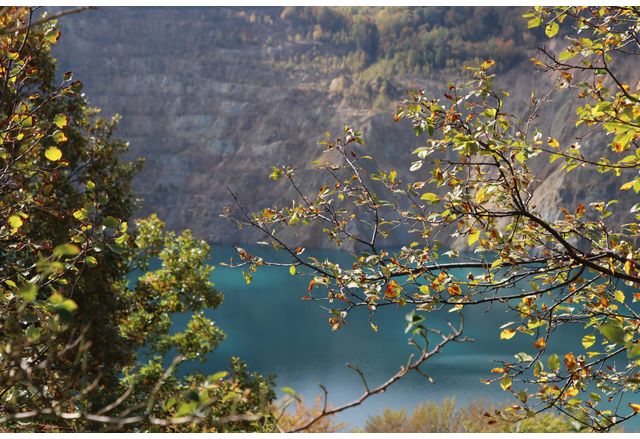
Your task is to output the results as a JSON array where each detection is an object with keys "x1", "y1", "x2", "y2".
[
  {"x1": 533, "y1": 337, "x2": 546, "y2": 350},
  {"x1": 582, "y1": 334, "x2": 596, "y2": 349},
  {"x1": 420, "y1": 192, "x2": 440, "y2": 203},
  {"x1": 45, "y1": 29, "x2": 61, "y2": 44},
  {"x1": 419, "y1": 285, "x2": 430, "y2": 295},
  {"x1": 480, "y1": 59, "x2": 495, "y2": 69},
  {"x1": 289, "y1": 265, "x2": 296, "y2": 276},
  {"x1": 176, "y1": 401, "x2": 198, "y2": 417},
  {"x1": 73, "y1": 209, "x2": 87, "y2": 220},
  {"x1": 281, "y1": 387, "x2": 300, "y2": 401},
  {"x1": 8, "y1": 215, "x2": 23, "y2": 229},
  {"x1": 475, "y1": 187, "x2": 487, "y2": 203},
  {"x1": 208, "y1": 371, "x2": 228, "y2": 381},
  {"x1": 52, "y1": 131, "x2": 68, "y2": 144},
  {"x1": 103, "y1": 216, "x2": 119, "y2": 229},
  {"x1": 500, "y1": 329, "x2": 516, "y2": 340},
  {"x1": 467, "y1": 229, "x2": 480, "y2": 246},
  {"x1": 599, "y1": 322, "x2": 626, "y2": 344},
  {"x1": 53, "y1": 243, "x2": 80, "y2": 257},
  {"x1": 548, "y1": 353, "x2": 560, "y2": 371},
  {"x1": 54, "y1": 114, "x2": 68, "y2": 129},
  {"x1": 614, "y1": 290, "x2": 625, "y2": 303},
  {"x1": 19, "y1": 284, "x2": 38, "y2": 302},
  {"x1": 545, "y1": 21, "x2": 559, "y2": 38},
  {"x1": 559, "y1": 50, "x2": 576, "y2": 61},
  {"x1": 629, "y1": 403, "x2": 640, "y2": 413},
  {"x1": 547, "y1": 137, "x2": 560, "y2": 148},
  {"x1": 527, "y1": 17, "x2": 542, "y2": 28},
  {"x1": 500, "y1": 376, "x2": 512, "y2": 391},
  {"x1": 620, "y1": 181, "x2": 634, "y2": 191},
  {"x1": 45, "y1": 146, "x2": 62, "y2": 161},
  {"x1": 447, "y1": 284, "x2": 462, "y2": 296}
]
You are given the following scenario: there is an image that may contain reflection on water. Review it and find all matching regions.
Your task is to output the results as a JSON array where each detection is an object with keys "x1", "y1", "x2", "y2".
[{"x1": 171, "y1": 245, "x2": 637, "y2": 431}]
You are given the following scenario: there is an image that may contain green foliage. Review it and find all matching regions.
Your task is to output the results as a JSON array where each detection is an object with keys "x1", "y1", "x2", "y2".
[
  {"x1": 360, "y1": 398, "x2": 579, "y2": 433},
  {"x1": 0, "y1": 7, "x2": 274, "y2": 432},
  {"x1": 269, "y1": 7, "x2": 535, "y2": 105}
]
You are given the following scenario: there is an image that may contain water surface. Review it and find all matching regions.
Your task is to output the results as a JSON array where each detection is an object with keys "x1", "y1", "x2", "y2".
[{"x1": 172, "y1": 245, "x2": 636, "y2": 431}]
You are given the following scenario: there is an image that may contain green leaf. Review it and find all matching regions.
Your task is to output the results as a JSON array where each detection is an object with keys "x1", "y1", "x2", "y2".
[
  {"x1": 53, "y1": 243, "x2": 81, "y2": 257},
  {"x1": 103, "y1": 216, "x2": 119, "y2": 229},
  {"x1": 548, "y1": 353, "x2": 560, "y2": 371},
  {"x1": 176, "y1": 401, "x2": 198, "y2": 417},
  {"x1": 627, "y1": 344, "x2": 640, "y2": 359},
  {"x1": 289, "y1": 265, "x2": 296, "y2": 276},
  {"x1": 19, "y1": 284, "x2": 38, "y2": 302},
  {"x1": 208, "y1": 371, "x2": 228, "y2": 381},
  {"x1": 545, "y1": 21, "x2": 559, "y2": 38},
  {"x1": 419, "y1": 285, "x2": 430, "y2": 295},
  {"x1": 599, "y1": 322, "x2": 625, "y2": 344},
  {"x1": 527, "y1": 17, "x2": 542, "y2": 28},
  {"x1": 559, "y1": 50, "x2": 576, "y2": 61},
  {"x1": 45, "y1": 146, "x2": 62, "y2": 161},
  {"x1": 420, "y1": 192, "x2": 440, "y2": 203},
  {"x1": 281, "y1": 387, "x2": 300, "y2": 401},
  {"x1": 49, "y1": 293, "x2": 78, "y2": 319},
  {"x1": 500, "y1": 376, "x2": 512, "y2": 391}
]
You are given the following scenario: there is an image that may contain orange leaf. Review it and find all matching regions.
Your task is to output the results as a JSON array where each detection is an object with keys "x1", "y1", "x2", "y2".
[{"x1": 533, "y1": 337, "x2": 547, "y2": 350}]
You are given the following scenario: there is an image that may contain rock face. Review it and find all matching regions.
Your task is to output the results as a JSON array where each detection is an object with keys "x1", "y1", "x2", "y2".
[{"x1": 54, "y1": 7, "x2": 636, "y2": 248}]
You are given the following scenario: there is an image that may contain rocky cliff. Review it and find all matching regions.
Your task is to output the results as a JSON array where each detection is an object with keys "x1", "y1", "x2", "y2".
[{"x1": 53, "y1": 7, "x2": 637, "y2": 248}]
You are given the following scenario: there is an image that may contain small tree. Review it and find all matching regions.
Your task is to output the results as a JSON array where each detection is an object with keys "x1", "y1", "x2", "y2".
[
  {"x1": 0, "y1": 7, "x2": 275, "y2": 432},
  {"x1": 226, "y1": 6, "x2": 640, "y2": 431}
]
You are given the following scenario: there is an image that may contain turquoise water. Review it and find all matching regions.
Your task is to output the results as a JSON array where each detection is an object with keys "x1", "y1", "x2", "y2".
[{"x1": 171, "y1": 245, "x2": 637, "y2": 431}]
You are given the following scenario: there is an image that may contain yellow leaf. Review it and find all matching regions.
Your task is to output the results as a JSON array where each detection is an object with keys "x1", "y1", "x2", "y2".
[
  {"x1": 45, "y1": 146, "x2": 62, "y2": 161},
  {"x1": 621, "y1": 181, "x2": 634, "y2": 191},
  {"x1": 52, "y1": 131, "x2": 68, "y2": 144},
  {"x1": 8, "y1": 215, "x2": 23, "y2": 229},
  {"x1": 614, "y1": 290, "x2": 625, "y2": 303},
  {"x1": 54, "y1": 114, "x2": 68, "y2": 129},
  {"x1": 582, "y1": 334, "x2": 596, "y2": 349},
  {"x1": 475, "y1": 187, "x2": 487, "y2": 204},
  {"x1": 500, "y1": 329, "x2": 517, "y2": 340},
  {"x1": 624, "y1": 260, "x2": 634, "y2": 275},
  {"x1": 480, "y1": 59, "x2": 495, "y2": 70},
  {"x1": 548, "y1": 137, "x2": 560, "y2": 148},
  {"x1": 447, "y1": 284, "x2": 462, "y2": 296},
  {"x1": 629, "y1": 403, "x2": 640, "y2": 413},
  {"x1": 566, "y1": 387, "x2": 579, "y2": 397},
  {"x1": 500, "y1": 376, "x2": 512, "y2": 391},
  {"x1": 467, "y1": 229, "x2": 480, "y2": 246}
]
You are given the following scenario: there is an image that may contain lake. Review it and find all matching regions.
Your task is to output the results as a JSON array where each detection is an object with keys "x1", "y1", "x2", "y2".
[{"x1": 171, "y1": 245, "x2": 636, "y2": 431}]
